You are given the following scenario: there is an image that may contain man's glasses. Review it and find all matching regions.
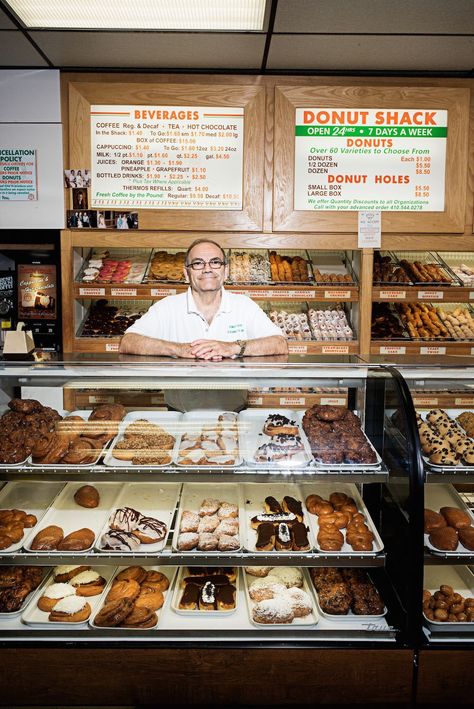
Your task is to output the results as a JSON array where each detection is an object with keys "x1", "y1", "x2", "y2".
[{"x1": 186, "y1": 258, "x2": 225, "y2": 271}]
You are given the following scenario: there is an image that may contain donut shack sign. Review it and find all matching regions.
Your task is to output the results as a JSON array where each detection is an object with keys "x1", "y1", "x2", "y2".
[{"x1": 294, "y1": 108, "x2": 447, "y2": 211}]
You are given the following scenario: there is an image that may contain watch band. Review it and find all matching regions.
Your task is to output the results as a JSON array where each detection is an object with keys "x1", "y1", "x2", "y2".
[{"x1": 235, "y1": 339, "x2": 247, "y2": 357}]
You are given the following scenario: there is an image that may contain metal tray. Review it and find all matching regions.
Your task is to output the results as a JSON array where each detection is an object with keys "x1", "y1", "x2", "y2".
[
  {"x1": 423, "y1": 565, "x2": 474, "y2": 632},
  {"x1": 243, "y1": 567, "x2": 318, "y2": 627},
  {"x1": 23, "y1": 482, "x2": 122, "y2": 555},
  {"x1": 176, "y1": 410, "x2": 241, "y2": 468},
  {"x1": 424, "y1": 484, "x2": 474, "y2": 556},
  {"x1": 171, "y1": 482, "x2": 243, "y2": 554},
  {"x1": 104, "y1": 410, "x2": 182, "y2": 468},
  {"x1": 299, "y1": 482, "x2": 384, "y2": 556},
  {"x1": 239, "y1": 408, "x2": 313, "y2": 468}
]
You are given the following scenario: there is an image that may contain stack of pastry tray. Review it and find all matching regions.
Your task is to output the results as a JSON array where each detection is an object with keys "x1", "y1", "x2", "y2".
[
  {"x1": 267, "y1": 249, "x2": 314, "y2": 284},
  {"x1": 372, "y1": 250, "x2": 413, "y2": 285},
  {"x1": 391, "y1": 251, "x2": 461, "y2": 286},
  {"x1": 76, "y1": 299, "x2": 152, "y2": 338},
  {"x1": 308, "y1": 250, "x2": 357, "y2": 286},
  {"x1": 76, "y1": 248, "x2": 151, "y2": 285},
  {"x1": 262, "y1": 301, "x2": 313, "y2": 341},
  {"x1": 437, "y1": 252, "x2": 474, "y2": 287},
  {"x1": 306, "y1": 302, "x2": 355, "y2": 341},
  {"x1": 395, "y1": 302, "x2": 474, "y2": 342},
  {"x1": 143, "y1": 248, "x2": 187, "y2": 283},
  {"x1": 228, "y1": 249, "x2": 271, "y2": 284}
]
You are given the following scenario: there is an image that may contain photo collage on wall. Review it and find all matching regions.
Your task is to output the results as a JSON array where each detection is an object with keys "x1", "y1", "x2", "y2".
[{"x1": 64, "y1": 169, "x2": 138, "y2": 229}]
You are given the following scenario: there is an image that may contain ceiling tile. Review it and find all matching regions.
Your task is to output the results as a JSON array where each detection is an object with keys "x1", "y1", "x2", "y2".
[
  {"x1": 30, "y1": 31, "x2": 266, "y2": 69},
  {"x1": 0, "y1": 31, "x2": 48, "y2": 66},
  {"x1": 274, "y1": 0, "x2": 474, "y2": 34},
  {"x1": 267, "y1": 34, "x2": 474, "y2": 72},
  {"x1": 0, "y1": 7, "x2": 16, "y2": 29}
]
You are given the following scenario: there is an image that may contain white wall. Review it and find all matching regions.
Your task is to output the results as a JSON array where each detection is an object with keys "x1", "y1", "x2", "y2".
[{"x1": 0, "y1": 69, "x2": 64, "y2": 229}]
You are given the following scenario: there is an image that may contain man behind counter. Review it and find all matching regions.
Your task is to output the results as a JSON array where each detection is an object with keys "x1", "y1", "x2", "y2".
[
  {"x1": 119, "y1": 239, "x2": 288, "y2": 410},
  {"x1": 119, "y1": 239, "x2": 287, "y2": 361}
]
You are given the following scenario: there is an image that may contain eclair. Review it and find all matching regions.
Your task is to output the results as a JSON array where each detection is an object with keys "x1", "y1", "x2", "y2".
[{"x1": 255, "y1": 522, "x2": 275, "y2": 551}]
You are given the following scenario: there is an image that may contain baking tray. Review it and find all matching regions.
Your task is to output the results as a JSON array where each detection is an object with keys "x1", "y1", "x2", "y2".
[
  {"x1": 397, "y1": 302, "x2": 474, "y2": 342},
  {"x1": 239, "y1": 409, "x2": 313, "y2": 468},
  {"x1": 306, "y1": 302, "x2": 355, "y2": 341},
  {"x1": 308, "y1": 250, "x2": 357, "y2": 286},
  {"x1": 104, "y1": 411, "x2": 182, "y2": 468},
  {"x1": 21, "y1": 565, "x2": 116, "y2": 628},
  {"x1": 295, "y1": 410, "x2": 382, "y2": 470},
  {"x1": 418, "y1": 408, "x2": 474, "y2": 472},
  {"x1": 299, "y1": 482, "x2": 384, "y2": 556},
  {"x1": 242, "y1": 482, "x2": 313, "y2": 554},
  {"x1": 308, "y1": 571, "x2": 387, "y2": 622},
  {"x1": 0, "y1": 567, "x2": 50, "y2": 618},
  {"x1": 23, "y1": 482, "x2": 121, "y2": 555},
  {"x1": 262, "y1": 302, "x2": 313, "y2": 342},
  {"x1": 95, "y1": 482, "x2": 181, "y2": 554},
  {"x1": 89, "y1": 565, "x2": 177, "y2": 630},
  {"x1": 143, "y1": 248, "x2": 187, "y2": 283},
  {"x1": 423, "y1": 565, "x2": 474, "y2": 632},
  {"x1": 171, "y1": 566, "x2": 239, "y2": 615},
  {"x1": 30, "y1": 410, "x2": 113, "y2": 468},
  {"x1": 171, "y1": 482, "x2": 243, "y2": 554},
  {"x1": 77, "y1": 248, "x2": 151, "y2": 285},
  {"x1": 228, "y1": 249, "x2": 271, "y2": 284},
  {"x1": 437, "y1": 252, "x2": 474, "y2": 287},
  {"x1": 243, "y1": 567, "x2": 318, "y2": 627},
  {"x1": 0, "y1": 481, "x2": 65, "y2": 553},
  {"x1": 424, "y1": 484, "x2": 474, "y2": 556},
  {"x1": 176, "y1": 410, "x2": 241, "y2": 468},
  {"x1": 372, "y1": 250, "x2": 413, "y2": 286},
  {"x1": 393, "y1": 250, "x2": 461, "y2": 286},
  {"x1": 267, "y1": 249, "x2": 314, "y2": 284}
]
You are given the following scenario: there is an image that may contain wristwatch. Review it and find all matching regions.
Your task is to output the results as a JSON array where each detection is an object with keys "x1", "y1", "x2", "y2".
[{"x1": 235, "y1": 339, "x2": 247, "y2": 358}]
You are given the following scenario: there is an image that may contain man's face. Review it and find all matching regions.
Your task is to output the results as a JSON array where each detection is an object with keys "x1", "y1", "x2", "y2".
[{"x1": 184, "y1": 242, "x2": 228, "y2": 293}]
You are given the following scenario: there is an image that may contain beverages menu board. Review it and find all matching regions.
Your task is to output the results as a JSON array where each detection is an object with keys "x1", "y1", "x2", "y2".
[
  {"x1": 294, "y1": 108, "x2": 447, "y2": 212},
  {"x1": 90, "y1": 105, "x2": 244, "y2": 210}
]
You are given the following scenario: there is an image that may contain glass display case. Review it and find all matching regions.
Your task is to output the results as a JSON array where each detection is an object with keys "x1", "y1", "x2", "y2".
[{"x1": 0, "y1": 355, "x2": 418, "y2": 648}]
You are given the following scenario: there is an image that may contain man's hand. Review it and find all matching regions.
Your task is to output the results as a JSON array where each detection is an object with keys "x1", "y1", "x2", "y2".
[
  {"x1": 177, "y1": 343, "x2": 196, "y2": 358},
  {"x1": 190, "y1": 339, "x2": 239, "y2": 361}
]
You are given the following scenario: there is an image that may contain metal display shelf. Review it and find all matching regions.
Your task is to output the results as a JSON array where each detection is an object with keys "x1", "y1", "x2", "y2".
[
  {"x1": 0, "y1": 550, "x2": 387, "y2": 567},
  {"x1": 1, "y1": 464, "x2": 389, "y2": 484},
  {"x1": 423, "y1": 552, "x2": 474, "y2": 565}
]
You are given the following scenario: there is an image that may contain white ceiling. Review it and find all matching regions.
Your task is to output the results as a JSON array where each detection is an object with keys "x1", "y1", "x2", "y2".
[{"x1": 0, "y1": 0, "x2": 473, "y2": 72}]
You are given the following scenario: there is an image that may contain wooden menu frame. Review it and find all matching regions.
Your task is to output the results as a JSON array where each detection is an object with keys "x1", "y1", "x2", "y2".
[
  {"x1": 67, "y1": 80, "x2": 265, "y2": 230},
  {"x1": 273, "y1": 85, "x2": 470, "y2": 233}
]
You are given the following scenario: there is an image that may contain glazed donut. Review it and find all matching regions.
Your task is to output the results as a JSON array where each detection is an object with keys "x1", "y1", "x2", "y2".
[{"x1": 317, "y1": 525, "x2": 344, "y2": 551}]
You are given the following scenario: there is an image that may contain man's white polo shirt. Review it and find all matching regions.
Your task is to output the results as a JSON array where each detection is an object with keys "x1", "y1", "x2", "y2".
[{"x1": 125, "y1": 287, "x2": 282, "y2": 342}]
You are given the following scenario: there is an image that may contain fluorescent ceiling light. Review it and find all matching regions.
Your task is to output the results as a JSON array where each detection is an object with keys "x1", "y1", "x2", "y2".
[{"x1": 4, "y1": 0, "x2": 267, "y2": 30}]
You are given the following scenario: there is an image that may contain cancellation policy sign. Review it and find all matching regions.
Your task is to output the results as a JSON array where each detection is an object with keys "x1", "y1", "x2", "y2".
[
  {"x1": 294, "y1": 108, "x2": 447, "y2": 211},
  {"x1": 0, "y1": 148, "x2": 37, "y2": 201},
  {"x1": 91, "y1": 105, "x2": 244, "y2": 209}
]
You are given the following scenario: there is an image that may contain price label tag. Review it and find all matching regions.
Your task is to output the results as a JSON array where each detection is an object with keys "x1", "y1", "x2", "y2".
[
  {"x1": 413, "y1": 397, "x2": 438, "y2": 406},
  {"x1": 289, "y1": 344, "x2": 308, "y2": 354},
  {"x1": 88, "y1": 395, "x2": 115, "y2": 404},
  {"x1": 321, "y1": 345, "x2": 350, "y2": 354},
  {"x1": 320, "y1": 397, "x2": 347, "y2": 406},
  {"x1": 105, "y1": 343, "x2": 119, "y2": 352},
  {"x1": 379, "y1": 346, "x2": 407, "y2": 354},
  {"x1": 324, "y1": 290, "x2": 351, "y2": 299},
  {"x1": 379, "y1": 290, "x2": 406, "y2": 300},
  {"x1": 151, "y1": 288, "x2": 177, "y2": 297},
  {"x1": 247, "y1": 396, "x2": 263, "y2": 405},
  {"x1": 455, "y1": 397, "x2": 474, "y2": 406},
  {"x1": 288, "y1": 290, "x2": 316, "y2": 299},
  {"x1": 418, "y1": 291, "x2": 444, "y2": 300},
  {"x1": 79, "y1": 287, "x2": 105, "y2": 296},
  {"x1": 419, "y1": 346, "x2": 446, "y2": 355},
  {"x1": 111, "y1": 288, "x2": 137, "y2": 297},
  {"x1": 151, "y1": 396, "x2": 165, "y2": 404},
  {"x1": 279, "y1": 397, "x2": 305, "y2": 406},
  {"x1": 469, "y1": 292, "x2": 474, "y2": 300}
]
